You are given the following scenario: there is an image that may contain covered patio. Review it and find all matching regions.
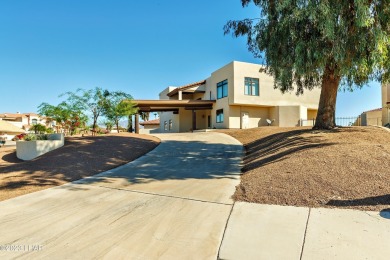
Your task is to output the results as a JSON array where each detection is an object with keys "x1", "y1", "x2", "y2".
[{"x1": 133, "y1": 100, "x2": 215, "y2": 133}]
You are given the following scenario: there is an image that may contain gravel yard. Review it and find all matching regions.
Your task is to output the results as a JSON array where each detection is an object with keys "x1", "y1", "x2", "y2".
[
  {"x1": 221, "y1": 126, "x2": 390, "y2": 211},
  {"x1": 0, "y1": 133, "x2": 160, "y2": 201}
]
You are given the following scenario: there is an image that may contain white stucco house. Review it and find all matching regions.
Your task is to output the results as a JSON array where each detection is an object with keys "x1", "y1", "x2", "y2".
[
  {"x1": 134, "y1": 61, "x2": 321, "y2": 133},
  {"x1": 0, "y1": 112, "x2": 55, "y2": 132}
]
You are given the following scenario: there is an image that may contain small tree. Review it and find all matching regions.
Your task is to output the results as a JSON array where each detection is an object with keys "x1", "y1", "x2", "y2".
[
  {"x1": 103, "y1": 91, "x2": 138, "y2": 133},
  {"x1": 104, "y1": 120, "x2": 114, "y2": 132},
  {"x1": 61, "y1": 87, "x2": 110, "y2": 133},
  {"x1": 38, "y1": 101, "x2": 87, "y2": 136},
  {"x1": 38, "y1": 102, "x2": 71, "y2": 134},
  {"x1": 225, "y1": 0, "x2": 390, "y2": 129}
]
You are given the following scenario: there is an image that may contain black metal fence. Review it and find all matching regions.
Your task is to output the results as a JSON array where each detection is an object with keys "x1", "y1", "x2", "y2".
[
  {"x1": 335, "y1": 116, "x2": 361, "y2": 126},
  {"x1": 300, "y1": 116, "x2": 383, "y2": 127}
]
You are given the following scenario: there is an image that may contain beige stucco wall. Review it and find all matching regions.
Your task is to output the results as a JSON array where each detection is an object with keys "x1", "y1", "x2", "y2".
[
  {"x1": 16, "y1": 133, "x2": 64, "y2": 161},
  {"x1": 277, "y1": 106, "x2": 303, "y2": 127},
  {"x1": 363, "y1": 110, "x2": 382, "y2": 126},
  {"x1": 179, "y1": 109, "x2": 193, "y2": 132},
  {"x1": 229, "y1": 106, "x2": 270, "y2": 128},
  {"x1": 159, "y1": 112, "x2": 180, "y2": 133},
  {"x1": 143, "y1": 125, "x2": 159, "y2": 130},
  {"x1": 139, "y1": 125, "x2": 160, "y2": 134},
  {"x1": 231, "y1": 61, "x2": 321, "y2": 109},
  {"x1": 202, "y1": 63, "x2": 235, "y2": 129},
  {"x1": 159, "y1": 87, "x2": 177, "y2": 100}
]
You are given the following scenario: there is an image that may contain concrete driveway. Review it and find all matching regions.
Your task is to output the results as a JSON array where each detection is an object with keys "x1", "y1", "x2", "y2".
[{"x1": 0, "y1": 132, "x2": 243, "y2": 259}]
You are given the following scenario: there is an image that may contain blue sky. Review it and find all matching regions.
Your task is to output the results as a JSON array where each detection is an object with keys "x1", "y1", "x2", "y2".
[{"x1": 0, "y1": 0, "x2": 382, "y2": 117}]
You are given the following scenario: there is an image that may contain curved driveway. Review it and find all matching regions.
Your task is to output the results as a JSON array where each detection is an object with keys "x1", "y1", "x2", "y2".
[{"x1": 0, "y1": 132, "x2": 242, "y2": 259}]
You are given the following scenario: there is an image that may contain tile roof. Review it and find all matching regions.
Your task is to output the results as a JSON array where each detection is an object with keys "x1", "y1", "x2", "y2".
[
  {"x1": 0, "y1": 113, "x2": 26, "y2": 118},
  {"x1": 139, "y1": 119, "x2": 160, "y2": 126},
  {"x1": 364, "y1": 108, "x2": 382, "y2": 113},
  {"x1": 0, "y1": 112, "x2": 40, "y2": 118}
]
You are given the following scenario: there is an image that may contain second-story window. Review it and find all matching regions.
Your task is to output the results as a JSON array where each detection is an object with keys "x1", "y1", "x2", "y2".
[
  {"x1": 217, "y1": 80, "x2": 228, "y2": 99},
  {"x1": 31, "y1": 119, "x2": 38, "y2": 125},
  {"x1": 244, "y1": 77, "x2": 259, "y2": 96}
]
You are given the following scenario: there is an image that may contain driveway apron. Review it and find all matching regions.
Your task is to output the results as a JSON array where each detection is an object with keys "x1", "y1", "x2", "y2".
[{"x1": 0, "y1": 132, "x2": 242, "y2": 260}]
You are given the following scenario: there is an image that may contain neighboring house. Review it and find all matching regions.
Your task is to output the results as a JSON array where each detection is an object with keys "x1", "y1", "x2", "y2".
[
  {"x1": 0, "y1": 120, "x2": 25, "y2": 140},
  {"x1": 360, "y1": 108, "x2": 382, "y2": 126},
  {"x1": 134, "y1": 61, "x2": 321, "y2": 133},
  {"x1": 0, "y1": 112, "x2": 56, "y2": 132},
  {"x1": 382, "y1": 83, "x2": 390, "y2": 126},
  {"x1": 139, "y1": 119, "x2": 160, "y2": 134}
]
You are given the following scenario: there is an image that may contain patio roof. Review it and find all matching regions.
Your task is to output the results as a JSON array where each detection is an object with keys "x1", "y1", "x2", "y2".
[{"x1": 133, "y1": 100, "x2": 215, "y2": 112}]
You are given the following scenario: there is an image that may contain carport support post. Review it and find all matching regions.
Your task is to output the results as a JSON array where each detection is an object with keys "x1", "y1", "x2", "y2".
[
  {"x1": 192, "y1": 110, "x2": 196, "y2": 132},
  {"x1": 135, "y1": 113, "x2": 139, "y2": 134}
]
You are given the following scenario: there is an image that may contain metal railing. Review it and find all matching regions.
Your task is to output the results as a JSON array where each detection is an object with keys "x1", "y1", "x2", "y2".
[
  {"x1": 300, "y1": 119, "x2": 315, "y2": 127},
  {"x1": 300, "y1": 116, "x2": 383, "y2": 127},
  {"x1": 336, "y1": 116, "x2": 361, "y2": 126}
]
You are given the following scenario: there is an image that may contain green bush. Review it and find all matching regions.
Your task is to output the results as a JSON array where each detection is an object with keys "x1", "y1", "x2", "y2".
[{"x1": 24, "y1": 134, "x2": 49, "y2": 141}]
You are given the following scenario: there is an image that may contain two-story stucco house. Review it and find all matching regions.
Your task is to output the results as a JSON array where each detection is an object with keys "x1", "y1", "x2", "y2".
[
  {"x1": 134, "y1": 61, "x2": 321, "y2": 133},
  {"x1": 0, "y1": 112, "x2": 55, "y2": 132}
]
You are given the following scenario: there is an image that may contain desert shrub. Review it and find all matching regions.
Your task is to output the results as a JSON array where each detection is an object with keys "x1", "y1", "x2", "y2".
[
  {"x1": 24, "y1": 134, "x2": 37, "y2": 141},
  {"x1": 24, "y1": 134, "x2": 48, "y2": 141},
  {"x1": 36, "y1": 134, "x2": 48, "y2": 140}
]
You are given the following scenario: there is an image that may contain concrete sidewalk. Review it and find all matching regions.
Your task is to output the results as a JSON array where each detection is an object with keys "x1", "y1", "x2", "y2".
[{"x1": 219, "y1": 202, "x2": 390, "y2": 260}]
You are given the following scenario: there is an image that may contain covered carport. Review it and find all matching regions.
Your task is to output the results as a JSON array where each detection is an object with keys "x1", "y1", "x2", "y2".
[{"x1": 132, "y1": 100, "x2": 215, "y2": 133}]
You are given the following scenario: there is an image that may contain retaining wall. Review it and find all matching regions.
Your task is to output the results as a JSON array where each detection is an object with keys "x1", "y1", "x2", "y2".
[{"x1": 16, "y1": 134, "x2": 64, "y2": 160}]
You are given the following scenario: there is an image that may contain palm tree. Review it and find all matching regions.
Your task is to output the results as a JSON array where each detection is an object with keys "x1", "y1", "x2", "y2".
[{"x1": 140, "y1": 112, "x2": 150, "y2": 122}]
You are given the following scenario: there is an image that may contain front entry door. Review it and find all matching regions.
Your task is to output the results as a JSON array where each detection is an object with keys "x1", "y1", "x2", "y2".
[{"x1": 241, "y1": 112, "x2": 249, "y2": 129}]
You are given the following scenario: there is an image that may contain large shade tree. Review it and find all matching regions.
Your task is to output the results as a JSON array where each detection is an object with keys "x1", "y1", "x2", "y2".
[{"x1": 225, "y1": 0, "x2": 390, "y2": 129}]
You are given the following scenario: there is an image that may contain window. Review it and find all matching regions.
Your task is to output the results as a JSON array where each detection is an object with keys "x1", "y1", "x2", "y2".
[
  {"x1": 244, "y1": 77, "x2": 259, "y2": 96},
  {"x1": 164, "y1": 121, "x2": 168, "y2": 131},
  {"x1": 31, "y1": 119, "x2": 38, "y2": 125},
  {"x1": 169, "y1": 119, "x2": 172, "y2": 130},
  {"x1": 217, "y1": 80, "x2": 228, "y2": 99},
  {"x1": 216, "y1": 109, "x2": 224, "y2": 123}
]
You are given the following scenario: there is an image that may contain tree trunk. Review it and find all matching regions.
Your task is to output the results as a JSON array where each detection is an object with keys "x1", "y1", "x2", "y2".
[
  {"x1": 116, "y1": 120, "x2": 120, "y2": 133},
  {"x1": 313, "y1": 65, "x2": 341, "y2": 129}
]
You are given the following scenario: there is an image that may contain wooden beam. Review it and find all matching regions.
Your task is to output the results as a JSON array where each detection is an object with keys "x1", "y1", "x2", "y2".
[{"x1": 184, "y1": 106, "x2": 213, "y2": 110}]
